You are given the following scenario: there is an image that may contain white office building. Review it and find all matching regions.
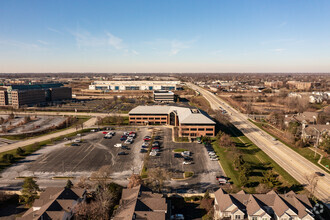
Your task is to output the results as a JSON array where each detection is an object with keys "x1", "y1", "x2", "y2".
[{"x1": 89, "y1": 81, "x2": 180, "y2": 91}]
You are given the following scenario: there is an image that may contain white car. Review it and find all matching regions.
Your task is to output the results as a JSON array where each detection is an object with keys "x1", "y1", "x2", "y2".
[
  {"x1": 208, "y1": 152, "x2": 216, "y2": 156},
  {"x1": 124, "y1": 139, "x2": 133, "y2": 144},
  {"x1": 210, "y1": 157, "x2": 219, "y2": 161},
  {"x1": 74, "y1": 139, "x2": 81, "y2": 143},
  {"x1": 114, "y1": 143, "x2": 122, "y2": 148},
  {"x1": 149, "y1": 151, "x2": 158, "y2": 156},
  {"x1": 183, "y1": 161, "x2": 192, "y2": 165},
  {"x1": 181, "y1": 151, "x2": 191, "y2": 157}
]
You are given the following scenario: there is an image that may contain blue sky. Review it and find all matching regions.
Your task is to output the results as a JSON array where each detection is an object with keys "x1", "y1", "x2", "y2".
[{"x1": 0, "y1": 0, "x2": 330, "y2": 73}]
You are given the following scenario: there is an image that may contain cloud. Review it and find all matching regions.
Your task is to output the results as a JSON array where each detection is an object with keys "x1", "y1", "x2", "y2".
[
  {"x1": 170, "y1": 39, "x2": 197, "y2": 55},
  {"x1": 47, "y1": 27, "x2": 62, "y2": 34},
  {"x1": 270, "y1": 48, "x2": 286, "y2": 52},
  {"x1": 0, "y1": 39, "x2": 43, "y2": 50},
  {"x1": 37, "y1": 40, "x2": 49, "y2": 45},
  {"x1": 106, "y1": 32, "x2": 124, "y2": 50},
  {"x1": 131, "y1": 50, "x2": 139, "y2": 55}
]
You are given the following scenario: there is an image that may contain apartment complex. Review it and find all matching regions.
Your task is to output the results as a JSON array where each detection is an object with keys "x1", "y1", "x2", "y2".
[
  {"x1": 264, "y1": 81, "x2": 284, "y2": 89},
  {"x1": 18, "y1": 187, "x2": 86, "y2": 220},
  {"x1": 0, "y1": 83, "x2": 71, "y2": 108},
  {"x1": 287, "y1": 81, "x2": 312, "y2": 90},
  {"x1": 113, "y1": 185, "x2": 169, "y2": 220},
  {"x1": 89, "y1": 80, "x2": 180, "y2": 91},
  {"x1": 129, "y1": 105, "x2": 216, "y2": 137},
  {"x1": 153, "y1": 90, "x2": 175, "y2": 102},
  {"x1": 214, "y1": 189, "x2": 314, "y2": 220}
]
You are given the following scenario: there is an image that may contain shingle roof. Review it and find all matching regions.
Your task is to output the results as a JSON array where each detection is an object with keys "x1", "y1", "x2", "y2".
[
  {"x1": 214, "y1": 189, "x2": 314, "y2": 219},
  {"x1": 129, "y1": 105, "x2": 215, "y2": 125},
  {"x1": 113, "y1": 185, "x2": 168, "y2": 220}
]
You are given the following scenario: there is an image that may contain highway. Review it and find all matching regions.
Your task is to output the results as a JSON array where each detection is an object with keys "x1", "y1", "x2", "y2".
[{"x1": 187, "y1": 83, "x2": 330, "y2": 203}]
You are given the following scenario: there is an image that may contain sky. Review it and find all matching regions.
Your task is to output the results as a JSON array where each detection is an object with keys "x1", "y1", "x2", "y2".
[{"x1": 0, "y1": 0, "x2": 330, "y2": 73}]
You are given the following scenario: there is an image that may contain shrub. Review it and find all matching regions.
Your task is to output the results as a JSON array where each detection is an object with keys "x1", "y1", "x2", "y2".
[{"x1": 2, "y1": 154, "x2": 14, "y2": 163}]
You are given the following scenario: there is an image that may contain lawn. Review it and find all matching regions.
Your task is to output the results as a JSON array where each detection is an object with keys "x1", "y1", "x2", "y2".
[{"x1": 250, "y1": 119, "x2": 330, "y2": 174}]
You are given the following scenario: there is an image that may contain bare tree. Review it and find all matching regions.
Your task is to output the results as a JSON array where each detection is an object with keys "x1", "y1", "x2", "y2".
[
  {"x1": 146, "y1": 167, "x2": 170, "y2": 192},
  {"x1": 220, "y1": 134, "x2": 235, "y2": 148},
  {"x1": 304, "y1": 173, "x2": 319, "y2": 200},
  {"x1": 127, "y1": 174, "x2": 143, "y2": 189}
]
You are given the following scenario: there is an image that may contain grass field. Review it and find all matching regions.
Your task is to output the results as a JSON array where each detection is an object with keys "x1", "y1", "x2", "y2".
[{"x1": 249, "y1": 119, "x2": 330, "y2": 174}]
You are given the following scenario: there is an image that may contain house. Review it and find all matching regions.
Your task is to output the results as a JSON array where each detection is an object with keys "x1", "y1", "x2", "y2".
[
  {"x1": 113, "y1": 185, "x2": 170, "y2": 220},
  {"x1": 301, "y1": 124, "x2": 330, "y2": 143},
  {"x1": 214, "y1": 189, "x2": 314, "y2": 220},
  {"x1": 129, "y1": 105, "x2": 216, "y2": 137},
  {"x1": 17, "y1": 187, "x2": 86, "y2": 220}
]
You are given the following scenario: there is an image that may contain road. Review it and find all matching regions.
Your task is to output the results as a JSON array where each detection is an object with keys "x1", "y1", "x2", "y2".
[
  {"x1": 0, "y1": 117, "x2": 97, "y2": 154},
  {"x1": 0, "y1": 110, "x2": 128, "y2": 117},
  {"x1": 187, "y1": 83, "x2": 330, "y2": 203}
]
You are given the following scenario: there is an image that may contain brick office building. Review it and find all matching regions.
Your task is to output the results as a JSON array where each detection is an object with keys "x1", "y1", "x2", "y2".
[{"x1": 129, "y1": 105, "x2": 216, "y2": 137}]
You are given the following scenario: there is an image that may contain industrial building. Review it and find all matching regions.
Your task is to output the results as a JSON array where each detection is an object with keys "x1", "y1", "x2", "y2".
[
  {"x1": 89, "y1": 80, "x2": 180, "y2": 91},
  {"x1": 0, "y1": 83, "x2": 72, "y2": 108},
  {"x1": 153, "y1": 90, "x2": 175, "y2": 102},
  {"x1": 129, "y1": 105, "x2": 216, "y2": 137}
]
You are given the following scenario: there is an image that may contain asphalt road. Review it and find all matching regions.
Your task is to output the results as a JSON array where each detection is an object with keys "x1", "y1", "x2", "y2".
[{"x1": 188, "y1": 83, "x2": 330, "y2": 202}]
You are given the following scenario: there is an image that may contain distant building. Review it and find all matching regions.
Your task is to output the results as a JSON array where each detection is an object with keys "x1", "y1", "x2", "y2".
[
  {"x1": 264, "y1": 81, "x2": 284, "y2": 89},
  {"x1": 287, "y1": 81, "x2": 312, "y2": 90},
  {"x1": 214, "y1": 188, "x2": 314, "y2": 220},
  {"x1": 17, "y1": 187, "x2": 86, "y2": 220},
  {"x1": 0, "y1": 83, "x2": 72, "y2": 108},
  {"x1": 113, "y1": 185, "x2": 169, "y2": 220},
  {"x1": 153, "y1": 90, "x2": 175, "y2": 102},
  {"x1": 129, "y1": 105, "x2": 216, "y2": 137},
  {"x1": 89, "y1": 80, "x2": 180, "y2": 91}
]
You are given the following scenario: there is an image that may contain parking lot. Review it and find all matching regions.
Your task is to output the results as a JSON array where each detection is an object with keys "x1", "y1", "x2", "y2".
[
  {"x1": 0, "y1": 127, "x2": 150, "y2": 189},
  {"x1": 147, "y1": 128, "x2": 224, "y2": 193}
]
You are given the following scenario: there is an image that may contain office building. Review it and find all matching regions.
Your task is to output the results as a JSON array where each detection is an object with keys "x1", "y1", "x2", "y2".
[
  {"x1": 153, "y1": 90, "x2": 175, "y2": 102},
  {"x1": 129, "y1": 105, "x2": 216, "y2": 137},
  {"x1": 89, "y1": 80, "x2": 180, "y2": 91}
]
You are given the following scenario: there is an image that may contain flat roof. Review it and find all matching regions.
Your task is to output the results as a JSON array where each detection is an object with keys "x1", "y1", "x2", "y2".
[{"x1": 129, "y1": 105, "x2": 215, "y2": 125}]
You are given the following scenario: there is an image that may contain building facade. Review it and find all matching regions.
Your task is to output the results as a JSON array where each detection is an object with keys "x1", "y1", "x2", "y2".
[
  {"x1": 153, "y1": 90, "x2": 175, "y2": 102},
  {"x1": 129, "y1": 105, "x2": 216, "y2": 137},
  {"x1": 89, "y1": 80, "x2": 180, "y2": 91},
  {"x1": 0, "y1": 83, "x2": 72, "y2": 108}
]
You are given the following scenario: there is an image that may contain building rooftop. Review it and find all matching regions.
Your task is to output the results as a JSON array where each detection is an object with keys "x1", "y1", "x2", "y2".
[{"x1": 129, "y1": 105, "x2": 215, "y2": 125}]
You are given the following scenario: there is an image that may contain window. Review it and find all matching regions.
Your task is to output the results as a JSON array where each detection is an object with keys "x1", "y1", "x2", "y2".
[
  {"x1": 198, "y1": 128, "x2": 204, "y2": 131},
  {"x1": 161, "y1": 117, "x2": 166, "y2": 120},
  {"x1": 252, "y1": 217, "x2": 258, "y2": 220},
  {"x1": 182, "y1": 128, "x2": 189, "y2": 131},
  {"x1": 235, "y1": 215, "x2": 241, "y2": 220},
  {"x1": 149, "y1": 118, "x2": 154, "y2": 120},
  {"x1": 130, "y1": 117, "x2": 135, "y2": 120},
  {"x1": 206, "y1": 128, "x2": 213, "y2": 131},
  {"x1": 136, "y1": 117, "x2": 141, "y2": 120},
  {"x1": 155, "y1": 117, "x2": 160, "y2": 120},
  {"x1": 262, "y1": 218, "x2": 268, "y2": 220},
  {"x1": 190, "y1": 128, "x2": 197, "y2": 131},
  {"x1": 143, "y1": 117, "x2": 147, "y2": 120},
  {"x1": 206, "y1": 133, "x2": 213, "y2": 136}
]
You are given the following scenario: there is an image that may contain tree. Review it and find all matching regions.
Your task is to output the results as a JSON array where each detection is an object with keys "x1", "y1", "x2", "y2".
[
  {"x1": 215, "y1": 110, "x2": 230, "y2": 126},
  {"x1": 304, "y1": 173, "x2": 319, "y2": 201},
  {"x1": 8, "y1": 112, "x2": 15, "y2": 120},
  {"x1": 147, "y1": 167, "x2": 170, "y2": 192},
  {"x1": 220, "y1": 134, "x2": 234, "y2": 148},
  {"x1": 262, "y1": 169, "x2": 279, "y2": 188},
  {"x1": 16, "y1": 147, "x2": 25, "y2": 156},
  {"x1": 66, "y1": 180, "x2": 73, "y2": 189},
  {"x1": 2, "y1": 154, "x2": 14, "y2": 163},
  {"x1": 234, "y1": 154, "x2": 245, "y2": 169},
  {"x1": 20, "y1": 177, "x2": 40, "y2": 206},
  {"x1": 127, "y1": 174, "x2": 143, "y2": 189}
]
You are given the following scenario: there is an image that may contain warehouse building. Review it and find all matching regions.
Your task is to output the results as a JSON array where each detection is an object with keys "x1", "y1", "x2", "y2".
[
  {"x1": 0, "y1": 83, "x2": 72, "y2": 108},
  {"x1": 153, "y1": 90, "x2": 175, "y2": 102},
  {"x1": 89, "y1": 80, "x2": 180, "y2": 91},
  {"x1": 129, "y1": 105, "x2": 216, "y2": 137}
]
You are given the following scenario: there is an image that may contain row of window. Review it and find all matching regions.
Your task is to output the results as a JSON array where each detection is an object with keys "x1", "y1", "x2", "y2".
[
  {"x1": 130, "y1": 117, "x2": 167, "y2": 120},
  {"x1": 181, "y1": 133, "x2": 214, "y2": 136},
  {"x1": 181, "y1": 128, "x2": 214, "y2": 131},
  {"x1": 130, "y1": 121, "x2": 166, "y2": 125}
]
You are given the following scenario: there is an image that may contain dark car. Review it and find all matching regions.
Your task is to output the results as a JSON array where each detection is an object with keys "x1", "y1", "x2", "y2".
[
  {"x1": 121, "y1": 146, "x2": 129, "y2": 150},
  {"x1": 118, "y1": 151, "x2": 127, "y2": 155},
  {"x1": 174, "y1": 153, "x2": 182, "y2": 158},
  {"x1": 152, "y1": 141, "x2": 160, "y2": 147},
  {"x1": 71, "y1": 143, "x2": 79, "y2": 146},
  {"x1": 140, "y1": 149, "x2": 147, "y2": 153},
  {"x1": 154, "y1": 136, "x2": 161, "y2": 140},
  {"x1": 184, "y1": 157, "x2": 193, "y2": 161},
  {"x1": 315, "y1": 172, "x2": 325, "y2": 177},
  {"x1": 120, "y1": 137, "x2": 127, "y2": 141}
]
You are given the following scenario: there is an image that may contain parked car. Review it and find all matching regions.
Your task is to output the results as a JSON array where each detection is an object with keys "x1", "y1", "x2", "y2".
[
  {"x1": 174, "y1": 153, "x2": 182, "y2": 158},
  {"x1": 120, "y1": 137, "x2": 127, "y2": 141},
  {"x1": 154, "y1": 136, "x2": 161, "y2": 140},
  {"x1": 102, "y1": 131, "x2": 108, "y2": 134},
  {"x1": 74, "y1": 139, "x2": 81, "y2": 143},
  {"x1": 118, "y1": 151, "x2": 127, "y2": 156},
  {"x1": 71, "y1": 143, "x2": 79, "y2": 146},
  {"x1": 181, "y1": 151, "x2": 191, "y2": 157},
  {"x1": 114, "y1": 143, "x2": 122, "y2": 148},
  {"x1": 183, "y1": 157, "x2": 193, "y2": 161},
  {"x1": 140, "y1": 149, "x2": 147, "y2": 153},
  {"x1": 210, "y1": 157, "x2": 219, "y2": 161},
  {"x1": 143, "y1": 137, "x2": 151, "y2": 141},
  {"x1": 183, "y1": 161, "x2": 192, "y2": 165},
  {"x1": 197, "y1": 139, "x2": 202, "y2": 144},
  {"x1": 149, "y1": 151, "x2": 157, "y2": 156},
  {"x1": 152, "y1": 147, "x2": 160, "y2": 152},
  {"x1": 171, "y1": 214, "x2": 184, "y2": 220},
  {"x1": 152, "y1": 141, "x2": 160, "y2": 147},
  {"x1": 125, "y1": 139, "x2": 133, "y2": 144}
]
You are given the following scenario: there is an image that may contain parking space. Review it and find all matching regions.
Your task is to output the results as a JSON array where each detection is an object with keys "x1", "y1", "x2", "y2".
[{"x1": 147, "y1": 128, "x2": 224, "y2": 193}]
